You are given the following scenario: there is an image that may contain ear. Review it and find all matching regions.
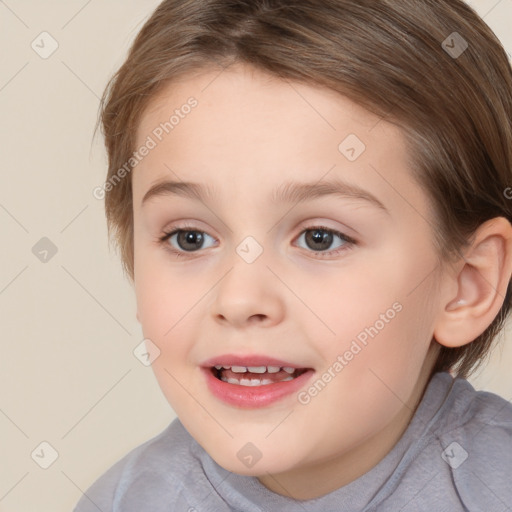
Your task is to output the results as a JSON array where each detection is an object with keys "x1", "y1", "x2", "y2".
[{"x1": 434, "y1": 217, "x2": 512, "y2": 348}]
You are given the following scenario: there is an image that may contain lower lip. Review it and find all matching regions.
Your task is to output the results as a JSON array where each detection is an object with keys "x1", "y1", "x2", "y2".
[{"x1": 202, "y1": 367, "x2": 315, "y2": 408}]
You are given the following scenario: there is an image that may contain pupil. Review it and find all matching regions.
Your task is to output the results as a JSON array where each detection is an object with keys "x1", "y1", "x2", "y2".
[
  {"x1": 178, "y1": 231, "x2": 203, "y2": 251},
  {"x1": 307, "y1": 229, "x2": 332, "y2": 251}
]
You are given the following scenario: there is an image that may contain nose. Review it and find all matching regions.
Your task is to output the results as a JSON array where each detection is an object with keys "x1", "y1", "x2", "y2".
[{"x1": 210, "y1": 262, "x2": 285, "y2": 329}]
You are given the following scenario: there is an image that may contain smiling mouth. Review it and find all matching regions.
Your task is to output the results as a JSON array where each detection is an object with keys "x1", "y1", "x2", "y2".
[{"x1": 211, "y1": 365, "x2": 310, "y2": 386}]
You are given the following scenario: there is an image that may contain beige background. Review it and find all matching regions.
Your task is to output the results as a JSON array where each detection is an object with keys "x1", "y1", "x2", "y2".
[{"x1": 1, "y1": 1, "x2": 511, "y2": 511}]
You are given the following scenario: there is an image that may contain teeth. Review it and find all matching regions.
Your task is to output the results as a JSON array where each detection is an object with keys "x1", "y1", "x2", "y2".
[
  {"x1": 247, "y1": 366, "x2": 266, "y2": 373},
  {"x1": 222, "y1": 376, "x2": 277, "y2": 386},
  {"x1": 213, "y1": 364, "x2": 298, "y2": 375}
]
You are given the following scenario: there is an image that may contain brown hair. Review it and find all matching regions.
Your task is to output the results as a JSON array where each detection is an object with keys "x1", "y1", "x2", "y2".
[{"x1": 96, "y1": 0, "x2": 512, "y2": 379}]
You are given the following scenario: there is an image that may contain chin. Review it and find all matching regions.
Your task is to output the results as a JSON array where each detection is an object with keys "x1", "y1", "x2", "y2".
[{"x1": 207, "y1": 446, "x2": 296, "y2": 477}]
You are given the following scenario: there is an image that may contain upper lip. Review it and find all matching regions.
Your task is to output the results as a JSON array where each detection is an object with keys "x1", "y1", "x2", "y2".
[{"x1": 201, "y1": 354, "x2": 312, "y2": 369}]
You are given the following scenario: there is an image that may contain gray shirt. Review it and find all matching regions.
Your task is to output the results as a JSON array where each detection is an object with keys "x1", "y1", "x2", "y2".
[{"x1": 73, "y1": 371, "x2": 512, "y2": 511}]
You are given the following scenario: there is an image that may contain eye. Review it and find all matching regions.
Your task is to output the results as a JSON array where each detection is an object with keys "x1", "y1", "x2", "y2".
[
  {"x1": 157, "y1": 224, "x2": 357, "y2": 259},
  {"x1": 159, "y1": 225, "x2": 216, "y2": 257},
  {"x1": 294, "y1": 226, "x2": 356, "y2": 257}
]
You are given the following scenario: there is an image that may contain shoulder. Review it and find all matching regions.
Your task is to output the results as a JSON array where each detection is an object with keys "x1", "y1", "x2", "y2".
[
  {"x1": 73, "y1": 418, "x2": 198, "y2": 512},
  {"x1": 432, "y1": 374, "x2": 512, "y2": 507},
  {"x1": 437, "y1": 374, "x2": 512, "y2": 448}
]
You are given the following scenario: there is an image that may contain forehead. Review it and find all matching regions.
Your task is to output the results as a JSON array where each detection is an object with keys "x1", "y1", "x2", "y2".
[
  {"x1": 132, "y1": 64, "x2": 428, "y2": 219},
  {"x1": 136, "y1": 63, "x2": 383, "y2": 147}
]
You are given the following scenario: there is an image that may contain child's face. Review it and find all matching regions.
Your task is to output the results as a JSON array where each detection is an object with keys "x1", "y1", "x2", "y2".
[{"x1": 132, "y1": 63, "x2": 447, "y2": 497}]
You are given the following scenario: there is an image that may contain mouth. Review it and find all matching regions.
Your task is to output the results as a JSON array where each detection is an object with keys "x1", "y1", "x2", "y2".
[
  {"x1": 200, "y1": 355, "x2": 315, "y2": 408},
  {"x1": 210, "y1": 365, "x2": 310, "y2": 386}
]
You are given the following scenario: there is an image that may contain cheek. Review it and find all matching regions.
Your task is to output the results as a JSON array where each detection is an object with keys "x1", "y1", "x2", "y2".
[
  {"x1": 133, "y1": 249, "x2": 208, "y2": 388},
  {"x1": 314, "y1": 243, "x2": 435, "y2": 371},
  {"x1": 134, "y1": 244, "x2": 195, "y2": 331},
  {"x1": 301, "y1": 304, "x2": 431, "y2": 452},
  {"x1": 134, "y1": 256, "x2": 202, "y2": 404}
]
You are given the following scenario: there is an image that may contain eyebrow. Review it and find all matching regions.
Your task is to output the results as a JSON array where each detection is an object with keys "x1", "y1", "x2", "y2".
[{"x1": 141, "y1": 179, "x2": 389, "y2": 214}]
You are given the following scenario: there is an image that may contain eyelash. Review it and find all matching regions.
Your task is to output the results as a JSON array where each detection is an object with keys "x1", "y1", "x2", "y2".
[{"x1": 157, "y1": 224, "x2": 357, "y2": 259}]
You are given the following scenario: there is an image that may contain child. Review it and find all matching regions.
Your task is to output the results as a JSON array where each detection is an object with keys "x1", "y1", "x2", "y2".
[{"x1": 75, "y1": 0, "x2": 512, "y2": 510}]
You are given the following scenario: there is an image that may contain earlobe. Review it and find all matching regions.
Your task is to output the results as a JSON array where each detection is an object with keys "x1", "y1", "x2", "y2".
[{"x1": 434, "y1": 217, "x2": 512, "y2": 349}]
